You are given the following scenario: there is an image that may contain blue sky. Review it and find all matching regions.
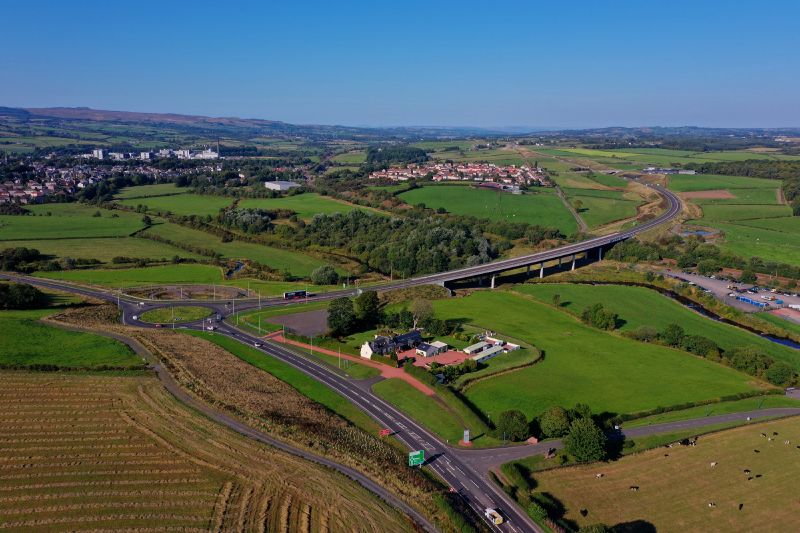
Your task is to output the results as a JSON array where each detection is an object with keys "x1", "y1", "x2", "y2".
[{"x1": 2, "y1": 0, "x2": 799, "y2": 128}]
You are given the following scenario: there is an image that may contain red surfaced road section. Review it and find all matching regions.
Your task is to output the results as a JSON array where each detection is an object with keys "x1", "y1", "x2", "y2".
[{"x1": 267, "y1": 332, "x2": 436, "y2": 396}]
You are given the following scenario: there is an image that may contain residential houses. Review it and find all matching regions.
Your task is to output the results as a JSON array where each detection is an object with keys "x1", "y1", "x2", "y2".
[{"x1": 369, "y1": 162, "x2": 551, "y2": 187}]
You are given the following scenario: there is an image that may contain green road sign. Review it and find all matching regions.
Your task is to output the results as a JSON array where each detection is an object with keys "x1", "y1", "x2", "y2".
[{"x1": 408, "y1": 450, "x2": 425, "y2": 467}]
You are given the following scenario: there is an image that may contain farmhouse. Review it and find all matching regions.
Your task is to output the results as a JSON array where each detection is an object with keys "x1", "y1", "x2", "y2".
[
  {"x1": 360, "y1": 330, "x2": 423, "y2": 359},
  {"x1": 471, "y1": 344, "x2": 504, "y2": 363},
  {"x1": 264, "y1": 180, "x2": 301, "y2": 191},
  {"x1": 415, "y1": 340, "x2": 449, "y2": 358},
  {"x1": 463, "y1": 341, "x2": 489, "y2": 355}
]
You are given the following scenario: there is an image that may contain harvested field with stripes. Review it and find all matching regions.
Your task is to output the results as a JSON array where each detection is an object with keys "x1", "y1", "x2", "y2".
[{"x1": 0, "y1": 372, "x2": 415, "y2": 532}]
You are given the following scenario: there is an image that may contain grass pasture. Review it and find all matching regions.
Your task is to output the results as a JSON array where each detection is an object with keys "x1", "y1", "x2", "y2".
[
  {"x1": 143, "y1": 222, "x2": 329, "y2": 276},
  {"x1": 530, "y1": 417, "x2": 800, "y2": 532},
  {"x1": 0, "y1": 236, "x2": 203, "y2": 263},
  {"x1": 35, "y1": 264, "x2": 224, "y2": 287},
  {"x1": 690, "y1": 219, "x2": 800, "y2": 265},
  {"x1": 667, "y1": 174, "x2": 778, "y2": 192},
  {"x1": 516, "y1": 283, "x2": 799, "y2": 368},
  {"x1": 0, "y1": 299, "x2": 140, "y2": 369},
  {"x1": 0, "y1": 372, "x2": 411, "y2": 532},
  {"x1": 117, "y1": 193, "x2": 233, "y2": 216},
  {"x1": 398, "y1": 185, "x2": 578, "y2": 233},
  {"x1": 562, "y1": 188, "x2": 641, "y2": 228},
  {"x1": 431, "y1": 290, "x2": 760, "y2": 420},
  {"x1": 0, "y1": 203, "x2": 145, "y2": 240},
  {"x1": 114, "y1": 183, "x2": 187, "y2": 199}
]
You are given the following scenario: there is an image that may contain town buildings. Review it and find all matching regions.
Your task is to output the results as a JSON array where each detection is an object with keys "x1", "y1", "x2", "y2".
[{"x1": 369, "y1": 162, "x2": 550, "y2": 187}]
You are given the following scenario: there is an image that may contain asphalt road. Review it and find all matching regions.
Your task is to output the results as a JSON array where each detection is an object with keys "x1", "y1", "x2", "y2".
[{"x1": 0, "y1": 184, "x2": 687, "y2": 532}]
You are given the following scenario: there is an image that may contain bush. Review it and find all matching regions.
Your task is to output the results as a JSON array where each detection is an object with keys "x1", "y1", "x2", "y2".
[
  {"x1": 580, "y1": 303, "x2": 618, "y2": 330},
  {"x1": 310, "y1": 265, "x2": 339, "y2": 285},
  {"x1": 579, "y1": 524, "x2": 613, "y2": 533},
  {"x1": 526, "y1": 501, "x2": 548, "y2": 521},
  {"x1": 681, "y1": 335, "x2": 720, "y2": 358},
  {"x1": 327, "y1": 297, "x2": 355, "y2": 336},
  {"x1": 660, "y1": 323, "x2": 685, "y2": 346},
  {"x1": 625, "y1": 325, "x2": 659, "y2": 342},
  {"x1": 766, "y1": 362, "x2": 795, "y2": 386}
]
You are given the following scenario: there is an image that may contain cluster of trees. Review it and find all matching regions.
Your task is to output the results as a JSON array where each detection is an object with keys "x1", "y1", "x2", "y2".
[
  {"x1": 580, "y1": 303, "x2": 619, "y2": 330},
  {"x1": 290, "y1": 211, "x2": 497, "y2": 278},
  {"x1": 217, "y1": 208, "x2": 281, "y2": 234},
  {"x1": 685, "y1": 160, "x2": 800, "y2": 215},
  {"x1": 538, "y1": 404, "x2": 608, "y2": 462},
  {"x1": 0, "y1": 204, "x2": 29, "y2": 215},
  {"x1": 0, "y1": 282, "x2": 45, "y2": 310},
  {"x1": 365, "y1": 145, "x2": 428, "y2": 168},
  {"x1": 625, "y1": 323, "x2": 796, "y2": 386},
  {"x1": 607, "y1": 237, "x2": 800, "y2": 282},
  {"x1": 429, "y1": 358, "x2": 480, "y2": 383},
  {"x1": 0, "y1": 247, "x2": 43, "y2": 271},
  {"x1": 326, "y1": 291, "x2": 381, "y2": 337}
]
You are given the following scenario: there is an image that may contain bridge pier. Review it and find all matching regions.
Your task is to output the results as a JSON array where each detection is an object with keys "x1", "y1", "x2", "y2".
[
  {"x1": 526, "y1": 264, "x2": 531, "y2": 278},
  {"x1": 571, "y1": 255, "x2": 576, "y2": 271},
  {"x1": 558, "y1": 256, "x2": 562, "y2": 267},
  {"x1": 598, "y1": 247, "x2": 603, "y2": 261},
  {"x1": 490, "y1": 275, "x2": 496, "y2": 289},
  {"x1": 539, "y1": 264, "x2": 544, "y2": 278}
]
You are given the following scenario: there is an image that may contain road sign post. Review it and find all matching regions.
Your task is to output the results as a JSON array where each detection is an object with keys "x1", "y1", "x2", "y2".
[{"x1": 408, "y1": 450, "x2": 425, "y2": 467}]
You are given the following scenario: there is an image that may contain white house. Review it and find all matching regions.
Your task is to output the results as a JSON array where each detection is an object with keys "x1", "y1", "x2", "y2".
[{"x1": 264, "y1": 180, "x2": 301, "y2": 191}]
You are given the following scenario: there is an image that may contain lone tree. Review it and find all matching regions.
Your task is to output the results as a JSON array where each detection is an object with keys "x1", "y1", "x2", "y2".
[
  {"x1": 539, "y1": 406, "x2": 571, "y2": 438},
  {"x1": 766, "y1": 361, "x2": 795, "y2": 386},
  {"x1": 311, "y1": 265, "x2": 339, "y2": 286},
  {"x1": 410, "y1": 298, "x2": 433, "y2": 330},
  {"x1": 564, "y1": 418, "x2": 607, "y2": 462},
  {"x1": 739, "y1": 270, "x2": 757, "y2": 284},
  {"x1": 551, "y1": 293, "x2": 561, "y2": 307},
  {"x1": 327, "y1": 297, "x2": 355, "y2": 337},
  {"x1": 354, "y1": 290, "x2": 380, "y2": 326},
  {"x1": 141, "y1": 214, "x2": 152, "y2": 226},
  {"x1": 496, "y1": 410, "x2": 529, "y2": 441}
]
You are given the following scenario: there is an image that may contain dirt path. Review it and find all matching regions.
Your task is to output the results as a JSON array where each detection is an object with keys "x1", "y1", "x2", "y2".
[
  {"x1": 777, "y1": 186, "x2": 787, "y2": 205},
  {"x1": 267, "y1": 331, "x2": 436, "y2": 396},
  {"x1": 555, "y1": 185, "x2": 589, "y2": 233}
]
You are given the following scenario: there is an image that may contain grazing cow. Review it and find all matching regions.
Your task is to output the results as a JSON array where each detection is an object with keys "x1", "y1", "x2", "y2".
[
  {"x1": 743, "y1": 469, "x2": 751, "y2": 474},
  {"x1": 629, "y1": 486, "x2": 639, "y2": 492},
  {"x1": 773, "y1": 432, "x2": 779, "y2": 436},
  {"x1": 664, "y1": 453, "x2": 669, "y2": 457},
  {"x1": 768, "y1": 437, "x2": 774, "y2": 442},
  {"x1": 710, "y1": 462, "x2": 718, "y2": 468},
  {"x1": 739, "y1": 503, "x2": 744, "y2": 511},
  {"x1": 754, "y1": 449, "x2": 761, "y2": 453},
  {"x1": 708, "y1": 502, "x2": 716, "y2": 508},
  {"x1": 580, "y1": 509, "x2": 588, "y2": 517},
  {"x1": 785, "y1": 440, "x2": 791, "y2": 445},
  {"x1": 596, "y1": 473, "x2": 604, "y2": 479},
  {"x1": 761, "y1": 433, "x2": 767, "y2": 438},
  {"x1": 756, "y1": 474, "x2": 762, "y2": 478},
  {"x1": 748, "y1": 476, "x2": 753, "y2": 481}
]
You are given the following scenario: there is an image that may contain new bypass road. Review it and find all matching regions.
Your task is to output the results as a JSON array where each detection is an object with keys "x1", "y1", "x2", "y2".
[
  {"x1": 52, "y1": 181, "x2": 682, "y2": 315},
  {"x1": 0, "y1": 274, "x2": 539, "y2": 533}
]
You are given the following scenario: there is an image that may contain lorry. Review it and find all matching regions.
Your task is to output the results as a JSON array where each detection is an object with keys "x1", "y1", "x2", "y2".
[{"x1": 484, "y1": 508, "x2": 503, "y2": 525}]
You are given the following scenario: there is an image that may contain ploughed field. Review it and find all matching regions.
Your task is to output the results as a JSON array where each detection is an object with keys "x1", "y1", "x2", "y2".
[
  {"x1": 0, "y1": 372, "x2": 413, "y2": 532},
  {"x1": 531, "y1": 417, "x2": 800, "y2": 532}
]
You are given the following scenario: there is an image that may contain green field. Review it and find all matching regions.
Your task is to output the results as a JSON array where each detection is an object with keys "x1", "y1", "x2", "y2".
[
  {"x1": 0, "y1": 236, "x2": 203, "y2": 263},
  {"x1": 693, "y1": 188, "x2": 781, "y2": 206},
  {"x1": 238, "y1": 193, "x2": 360, "y2": 220},
  {"x1": 35, "y1": 264, "x2": 224, "y2": 287},
  {"x1": 516, "y1": 283, "x2": 799, "y2": 368},
  {"x1": 372, "y1": 379, "x2": 465, "y2": 443},
  {"x1": 139, "y1": 305, "x2": 212, "y2": 324},
  {"x1": 143, "y1": 222, "x2": 329, "y2": 276},
  {"x1": 562, "y1": 188, "x2": 641, "y2": 228},
  {"x1": 331, "y1": 151, "x2": 366, "y2": 164},
  {"x1": 185, "y1": 330, "x2": 377, "y2": 431},
  {"x1": 698, "y1": 204, "x2": 791, "y2": 222},
  {"x1": 667, "y1": 174, "x2": 778, "y2": 192},
  {"x1": 115, "y1": 183, "x2": 188, "y2": 199},
  {"x1": 117, "y1": 193, "x2": 233, "y2": 216},
  {"x1": 0, "y1": 203, "x2": 145, "y2": 240},
  {"x1": 624, "y1": 395, "x2": 800, "y2": 428},
  {"x1": 430, "y1": 290, "x2": 760, "y2": 420},
  {"x1": 0, "y1": 297, "x2": 140, "y2": 369},
  {"x1": 693, "y1": 221, "x2": 800, "y2": 265},
  {"x1": 757, "y1": 312, "x2": 800, "y2": 338},
  {"x1": 398, "y1": 185, "x2": 578, "y2": 233}
]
